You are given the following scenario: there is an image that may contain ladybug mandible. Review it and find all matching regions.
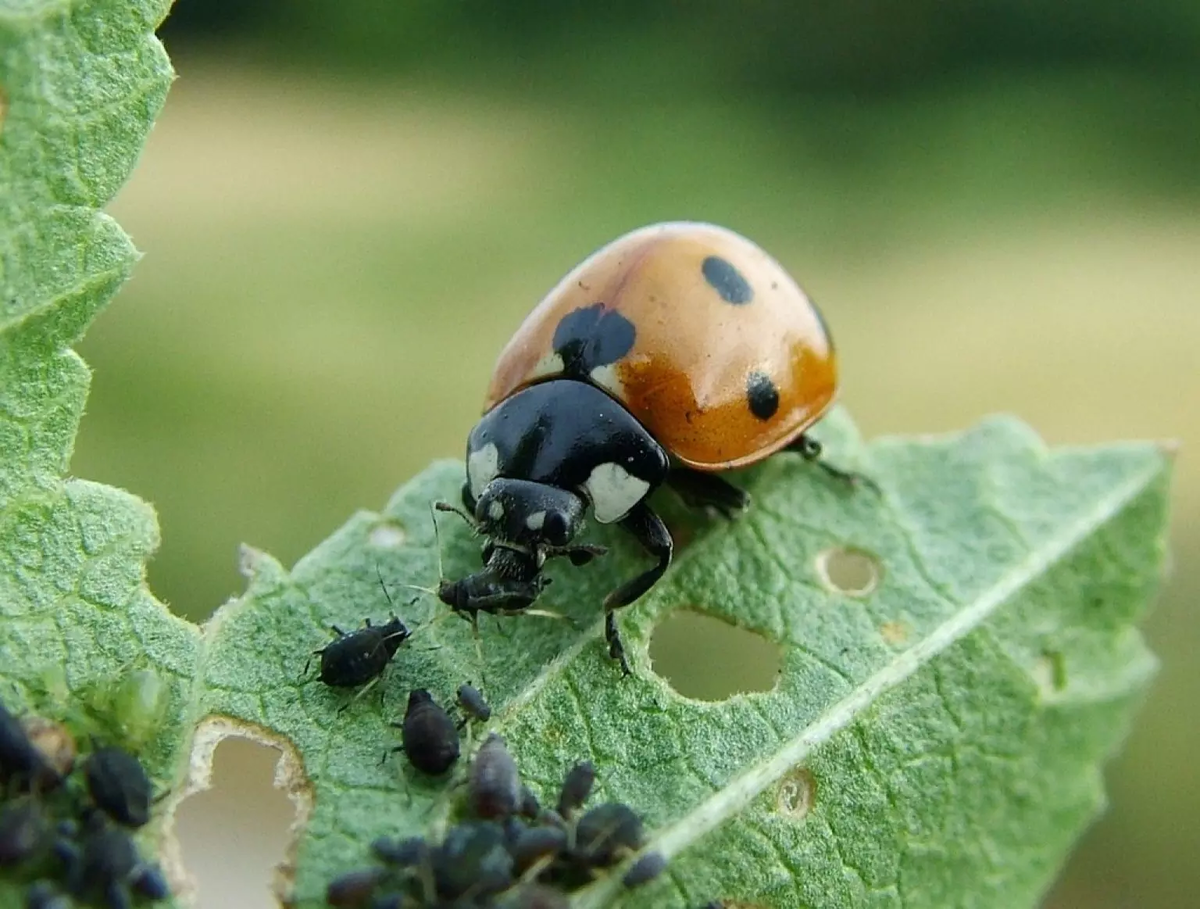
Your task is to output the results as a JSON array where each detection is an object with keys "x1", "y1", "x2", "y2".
[{"x1": 436, "y1": 221, "x2": 866, "y2": 673}]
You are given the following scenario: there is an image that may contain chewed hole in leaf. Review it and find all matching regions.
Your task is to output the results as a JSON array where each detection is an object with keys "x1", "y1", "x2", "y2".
[
  {"x1": 368, "y1": 519, "x2": 407, "y2": 549},
  {"x1": 815, "y1": 545, "x2": 881, "y2": 596},
  {"x1": 775, "y1": 767, "x2": 816, "y2": 820},
  {"x1": 879, "y1": 620, "x2": 909, "y2": 646},
  {"x1": 174, "y1": 735, "x2": 301, "y2": 909},
  {"x1": 649, "y1": 610, "x2": 780, "y2": 700}
]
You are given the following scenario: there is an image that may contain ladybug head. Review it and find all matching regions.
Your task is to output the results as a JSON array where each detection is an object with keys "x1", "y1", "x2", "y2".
[{"x1": 474, "y1": 478, "x2": 585, "y2": 550}]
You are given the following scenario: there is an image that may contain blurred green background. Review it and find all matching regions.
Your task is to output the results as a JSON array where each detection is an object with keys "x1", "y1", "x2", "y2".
[{"x1": 77, "y1": 2, "x2": 1197, "y2": 907}]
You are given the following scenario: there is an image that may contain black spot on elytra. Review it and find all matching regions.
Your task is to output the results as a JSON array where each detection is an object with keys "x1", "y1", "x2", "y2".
[
  {"x1": 702, "y1": 256, "x2": 753, "y2": 304},
  {"x1": 746, "y1": 370, "x2": 779, "y2": 420},
  {"x1": 553, "y1": 303, "x2": 637, "y2": 376}
]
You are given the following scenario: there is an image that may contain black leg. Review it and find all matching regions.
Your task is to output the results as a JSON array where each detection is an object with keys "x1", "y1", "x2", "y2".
[
  {"x1": 460, "y1": 481, "x2": 477, "y2": 515},
  {"x1": 544, "y1": 543, "x2": 608, "y2": 566},
  {"x1": 785, "y1": 434, "x2": 880, "y2": 494},
  {"x1": 666, "y1": 467, "x2": 750, "y2": 517},
  {"x1": 603, "y1": 501, "x2": 673, "y2": 675}
]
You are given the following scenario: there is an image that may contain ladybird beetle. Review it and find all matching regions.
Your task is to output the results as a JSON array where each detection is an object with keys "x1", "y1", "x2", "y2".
[{"x1": 440, "y1": 221, "x2": 868, "y2": 673}]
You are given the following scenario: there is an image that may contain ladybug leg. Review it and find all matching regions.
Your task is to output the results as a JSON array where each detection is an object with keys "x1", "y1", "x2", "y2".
[
  {"x1": 787, "y1": 435, "x2": 880, "y2": 494},
  {"x1": 544, "y1": 543, "x2": 609, "y2": 566},
  {"x1": 460, "y1": 481, "x2": 477, "y2": 515},
  {"x1": 603, "y1": 502, "x2": 673, "y2": 675},
  {"x1": 666, "y1": 467, "x2": 750, "y2": 518}
]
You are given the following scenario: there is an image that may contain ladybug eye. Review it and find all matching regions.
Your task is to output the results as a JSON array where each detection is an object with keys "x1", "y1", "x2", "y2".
[{"x1": 543, "y1": 511, "x2": 569, "y2": 545}]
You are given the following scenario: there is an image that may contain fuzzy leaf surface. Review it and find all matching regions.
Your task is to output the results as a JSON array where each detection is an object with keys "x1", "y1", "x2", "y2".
[
  {"x1": 203, "y1": 407, "x2": 1171, "y2": 909},
  {"x1": 0, "y1": 1, "x2": 195, "y2": 907}
]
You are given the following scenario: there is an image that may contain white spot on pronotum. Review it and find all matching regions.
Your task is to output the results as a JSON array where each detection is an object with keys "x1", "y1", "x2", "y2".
[
  {"x1": 589, "y1": 363, "x2": 624, "y2": 399},
  {"x1": 776, "y1": 768, "x2": 816, "y2": 820},
  {"x1": 488, "y1": 499, "x2": 505, "y2": 521},
  {"x1": 467, "y1": 443, "x2": 500, "y2": 497},
  {"x1": 584, "y1": 462, "x2": 650, "y2": 524},
  {"x1": 368, "y1": 521, "x2": 407, "y2": 549},
  {"x1": 529, "y1": 352, "x2": 565, "y2": 382},
  {"x1": 525, "y1": 510, "x2": 547, "y2": 531},
  {"x1": 815, "y1": 546, "x2": 881, "y2": 597}
]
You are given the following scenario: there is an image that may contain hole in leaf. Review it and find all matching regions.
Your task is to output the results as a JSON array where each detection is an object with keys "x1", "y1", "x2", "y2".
[
  {"x1": 650, "y1": 610, "x2": 780, "y2": 700},
  {"x1": 815, "y1": 546, "x2": 881, "y2": 596},
  {"x1": 775, "y1": 767, "x2": 816, "y2": 820},
  {"x1": 174, "y1": 737, "x2": 298, "y2": 909},
  {"x1": 879, "y1": 620, "x2": 909, "y2": 646},
  {"x1": 369, "y1": 519, "x2": 407, "y2": 549}
]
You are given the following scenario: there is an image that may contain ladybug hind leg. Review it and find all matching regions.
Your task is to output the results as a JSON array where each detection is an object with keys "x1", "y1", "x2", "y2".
[
  {"x1": 603, "y1": 501, "x2": 673, "y2": 675},
  {"x1": 666, "y1": 467, "x2": 750, "y2": 518},
  {"x1": 787, "y1": 435, "x2": 880, "y2": 494}
]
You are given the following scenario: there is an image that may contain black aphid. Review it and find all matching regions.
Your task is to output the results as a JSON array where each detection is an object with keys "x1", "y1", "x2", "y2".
[
  {"x1": 397, "y1": 689, "x2": 460, "y2": 775},
  {"x1": 468, "y1": 733, "x2": 521, "y2": 820},
  {"x1": 0, "y1": 798, "x2": 48, "y2": 866},
  {"x1": 556, "y1": 760, "x2": 595, "y2": 820},
  {"x1": 574, "y1": 803, "x2": 645, "y2": 867},
  {"x1": 622, "y1": 850, "x2": 667, "y2": 888},
  {"x1": 371, "y1": 834, "x2": 427, "y2": 868},
  {"x1": 57, "y1": 816, "x2": 168, "y2": 908},
  {"x1": 518, "y1": 785, "x2": 540, "y2": 820},
  {"x1": 0, "y1": 700, "x2": 60, "y2": 791},
  {"x1": 456, "y1": 684, "x2": 492, "y2": 724},
  {"x1": 25, "y1": 880, "x2": 71, "y2": 909},
  {"x1": 432, "y1": 821, "x2": 513, "y2": 900},
  {"x1": 509, "y1": 824, "x2": 567, "y2": 874},
  {"x1": 84, "y1": 746, "x2": 154, "y2": 828},
  {"x1": 132, "y1": 863, "x2": 171, "y2": 900},
  {"x1": 308, "y1": 615, "x2": 411, "y2": 691},
  {"x1": 325, "y1": 866, "x2": 386, "y2": 907}
]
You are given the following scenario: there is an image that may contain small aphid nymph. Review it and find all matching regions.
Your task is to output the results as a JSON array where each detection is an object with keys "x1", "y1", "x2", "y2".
[
  {"x1": 468, "y1": 733, "x2": 521, "y2": 820},
  {"x1": 556, "y1": 760, "x2": 595, "y2": 820},
  {"x1": 456, "y1": 683, "x2": 492, "y2": 724},
  {"x1": 622, "y1": 850, "x2": 668, "y2": 888},
  {"x1": 397, "y1": 689, "x2": 460, "y2": 775},
  {"x1": 574, "y1": 803, "x2": 645, "y2": 867},
  {"x1": 83, "y1": 746, "x2": 154, "y2": 828}
]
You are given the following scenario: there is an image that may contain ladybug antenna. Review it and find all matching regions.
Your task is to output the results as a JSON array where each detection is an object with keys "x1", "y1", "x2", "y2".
[
  {"x1": 374, "y1": 562, "x2": 399, "y2": 611},
  {"x1": 397, "y1": 502, "x2": 448, "y2": 602},
  {"x1": 429, "y1": 501, "x2": 447, "y2": 583},
  {"x1": 434, "y1": 500, "x2": 477, "y2": 530}
]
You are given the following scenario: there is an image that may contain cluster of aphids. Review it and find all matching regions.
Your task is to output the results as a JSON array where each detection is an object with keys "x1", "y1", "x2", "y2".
[
  {"x1": 328, "y1": 722, "x2": 671, "y2": 909},
  {"x1": 1, "y1": 696, "x2": 168, "y2": 909}
]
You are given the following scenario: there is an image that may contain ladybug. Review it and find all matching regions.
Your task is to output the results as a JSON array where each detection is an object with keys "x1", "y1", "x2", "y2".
[{"x1": 438, "y1": 221, "x2": 867, "y2": 673}]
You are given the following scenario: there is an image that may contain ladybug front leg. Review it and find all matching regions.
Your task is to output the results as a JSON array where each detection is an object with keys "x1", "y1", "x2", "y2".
[
  {"x1": 665, "y1": 467, "x2": 750, "y2": 518},
  {"x1": 460, "y1": 481, "x2": 477, "y2": 515},
  {"x1": 603, "y1": 502, "x2": 673, "y2": 675}
]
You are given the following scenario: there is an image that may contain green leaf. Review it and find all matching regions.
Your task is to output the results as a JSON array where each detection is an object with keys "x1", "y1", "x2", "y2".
[
  {"x1": 202, "y1": 409, "x2": 1171, "y2": 909},
  {"x1": 0, "y1": 0, "x2": 196, "y2": 905},
  {"x1": 0, "y1": 5, "x2": 1173, "y2": 908}
]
